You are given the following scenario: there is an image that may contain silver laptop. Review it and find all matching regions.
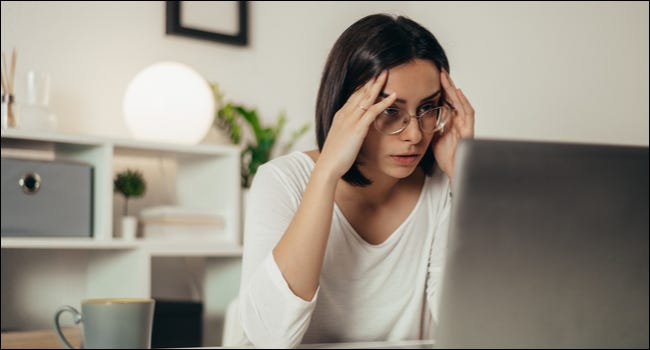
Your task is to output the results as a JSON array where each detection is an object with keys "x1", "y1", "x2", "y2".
[{"x1": 435, "y1": 139, "x2": 649, "y2": 348}]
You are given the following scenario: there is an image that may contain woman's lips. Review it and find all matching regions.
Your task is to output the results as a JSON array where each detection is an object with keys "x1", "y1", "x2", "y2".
[{"x1": 391, "y1": 154, "x2": 420, "y2": 165}]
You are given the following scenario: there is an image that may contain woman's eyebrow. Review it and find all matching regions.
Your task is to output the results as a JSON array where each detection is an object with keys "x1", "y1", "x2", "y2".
[{"x1": 379, "y1": 90, "x2": 441, "y2": 104}]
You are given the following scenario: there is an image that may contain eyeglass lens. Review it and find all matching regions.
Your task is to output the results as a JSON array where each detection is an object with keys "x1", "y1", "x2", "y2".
[{"x1": 374, "y1": 106, "x2": 449, "y2": 135}]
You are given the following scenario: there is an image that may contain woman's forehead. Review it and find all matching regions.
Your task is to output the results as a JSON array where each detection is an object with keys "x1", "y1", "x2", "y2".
[{"x1": 382, "y1": 60, "x2": 441, "y2": 102}]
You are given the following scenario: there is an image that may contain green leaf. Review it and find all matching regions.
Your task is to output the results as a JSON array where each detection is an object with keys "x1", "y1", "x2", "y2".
[
  {"x1": 235, "y1": 106, "x2": 262, "y2": 137},
  {"x1": 113, "y1": 169, "x2": 146, "y2": 198},
  {"x1": 207, "y1": 81, "x2": 311, "y2": 188}
]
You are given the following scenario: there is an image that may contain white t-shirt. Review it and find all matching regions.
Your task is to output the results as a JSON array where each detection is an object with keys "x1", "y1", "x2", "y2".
[{"x1": 238, "y1": 151, "x2": 452, "y2": 348}]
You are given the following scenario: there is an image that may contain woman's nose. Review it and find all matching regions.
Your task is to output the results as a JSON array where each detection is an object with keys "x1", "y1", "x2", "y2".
[{"x1": 400, "y1": 116, "x2": 423, "y2": 144}]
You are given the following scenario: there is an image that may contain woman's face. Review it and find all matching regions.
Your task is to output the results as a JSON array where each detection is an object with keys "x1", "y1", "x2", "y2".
[{"x1": 358, "y1": 59, "x2": 442, "y2": 180}]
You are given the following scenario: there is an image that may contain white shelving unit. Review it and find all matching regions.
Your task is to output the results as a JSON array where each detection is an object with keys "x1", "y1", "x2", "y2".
[{"x1": 1, "y1": 129, "x2": 243, "y2": 346}]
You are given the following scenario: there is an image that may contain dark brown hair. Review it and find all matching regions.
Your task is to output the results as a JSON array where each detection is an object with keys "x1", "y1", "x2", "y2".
[{"x1": 315, "y1": 14, "x2": 450, "y2": 186}]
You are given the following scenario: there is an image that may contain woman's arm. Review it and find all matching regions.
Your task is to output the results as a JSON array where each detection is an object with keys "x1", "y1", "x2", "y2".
[
  {"x1": 239, "y1": 162, "x2": 320, "y2": 347},
  {"x1": 272, "y1": 164, "x2": 339, "y2": 301},
  {"x1": 240, "y1": 71, "x2": 396, "y2": 347},
  {"x1": 273, "y1": 71, "x2": 396, "y2": 301}
]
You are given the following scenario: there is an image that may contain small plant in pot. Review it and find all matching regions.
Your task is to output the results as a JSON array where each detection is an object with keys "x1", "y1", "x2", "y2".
[{"x1": 114, "y1": 169, "x2": 146, "y2": 240}]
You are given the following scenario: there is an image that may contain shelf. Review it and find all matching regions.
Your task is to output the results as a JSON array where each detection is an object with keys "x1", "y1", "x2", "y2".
[
  {"x1": 1, "y1": 128, "x2": 105, "y2": 146},
  {"x1": 1, "y1": 129, "x2": 243, "y2": 343},
  {"x1": 1, "y1": 128, "x2": 239, "y2": 157},
  {"x1": 112, "y1": 138, "x2": 239, "y2": 158},
  {"x1": 1, "y1": 237, "x2": 243, "y2": 257},
  {"x1": 2, "y1": 129, "x2": 242, "y2": 244},
  {"x1": 0, "y1": 237, "x2": 137, "y2": 249}
]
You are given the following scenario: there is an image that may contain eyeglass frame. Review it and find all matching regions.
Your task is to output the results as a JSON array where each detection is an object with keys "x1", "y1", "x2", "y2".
[{"x1": 373, "y1": 101, "x2": 454, "y2": 135}]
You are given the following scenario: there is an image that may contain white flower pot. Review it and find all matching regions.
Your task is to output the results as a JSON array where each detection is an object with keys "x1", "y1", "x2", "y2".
[{"x1": 121, "y1": 216, "x2": 138, "y2": 240}]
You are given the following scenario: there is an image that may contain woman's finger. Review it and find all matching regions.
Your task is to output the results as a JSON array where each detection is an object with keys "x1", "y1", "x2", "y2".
[
  {"x1": 441, "y1": 70, "x2": 465, "y2": 116},
  {"x1": 364, "y1": 70, "x2": 388, "y2": 107},
  {"x1": 457, "y1": 89, "x2": 474, "y2": 119},
  {"x1": 361, "y1": 91, "x2": 396, "y2": 126},
  {"x1": 455, "y1": 89, "x2": 475, "y2": 138},
  {"x1": 344, "y1": 71, "x2": 387, "y2": 117}
]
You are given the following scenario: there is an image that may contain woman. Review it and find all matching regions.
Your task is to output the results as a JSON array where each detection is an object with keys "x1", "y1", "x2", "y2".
[{"x1": 238, "y1": 13, "x2": 475, "y2": 347}]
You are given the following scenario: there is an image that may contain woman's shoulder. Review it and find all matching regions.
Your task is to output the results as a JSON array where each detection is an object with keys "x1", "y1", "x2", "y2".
[
  {"x1": 264, "y1": 150, "x2": 316, "y2": 170},
  {"x1": 256, "y1": 150, "x2": 317, "y2": 186}
]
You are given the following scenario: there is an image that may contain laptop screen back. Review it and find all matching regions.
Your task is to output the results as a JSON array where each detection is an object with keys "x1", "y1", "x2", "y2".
[{"x1": 435, "y1": 139, "x2": 649, "y2": 348}]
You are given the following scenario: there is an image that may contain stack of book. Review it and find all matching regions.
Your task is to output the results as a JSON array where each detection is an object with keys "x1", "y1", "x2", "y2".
[{"x1": 139, "y1": 206, "x2": 225, "y2": 241}]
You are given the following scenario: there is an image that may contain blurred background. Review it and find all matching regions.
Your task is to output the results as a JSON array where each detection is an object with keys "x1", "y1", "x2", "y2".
[{"x1": 2, "y1": 1, "x2": 648, "y2": 149}]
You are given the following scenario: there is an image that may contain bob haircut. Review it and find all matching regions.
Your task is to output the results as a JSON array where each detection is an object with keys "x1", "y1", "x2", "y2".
[{"x1": 315, "y1": 14, "x2": 450, "y2": 186}]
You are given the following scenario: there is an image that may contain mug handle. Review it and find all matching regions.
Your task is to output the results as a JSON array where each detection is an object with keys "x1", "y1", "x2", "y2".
[{"x1": 53, "y1": 305, "x2": 83, "y2": 349}]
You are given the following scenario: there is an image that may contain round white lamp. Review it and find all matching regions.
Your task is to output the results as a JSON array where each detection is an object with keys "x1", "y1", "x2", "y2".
[{"x1": 123, "y1": 62, "x2": 214, "y2": 144}]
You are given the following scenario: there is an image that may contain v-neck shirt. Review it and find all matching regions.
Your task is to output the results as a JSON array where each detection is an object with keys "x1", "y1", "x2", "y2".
[{"x1": 238, "y1": 151, "x2": 452, "y2": 347}]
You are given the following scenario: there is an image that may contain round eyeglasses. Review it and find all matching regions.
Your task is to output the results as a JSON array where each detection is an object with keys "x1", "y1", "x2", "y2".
[{"x1": 374, "y1": 103, "x2": 452, "y2": 135}]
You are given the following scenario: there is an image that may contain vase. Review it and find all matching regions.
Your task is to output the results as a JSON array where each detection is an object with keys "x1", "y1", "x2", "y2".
[
  {"x1": 121, "y1": 216, "x2": 138, "y2": 240},
  {"x1": 1, "y1": 94, "x2": 17, "y2": 130},
  {"x1": 240, "y1": 188, "x2": 250, "y2": 240},
  {"x1": 19, "y1": 70, "x2": 57, "y2": 132}
]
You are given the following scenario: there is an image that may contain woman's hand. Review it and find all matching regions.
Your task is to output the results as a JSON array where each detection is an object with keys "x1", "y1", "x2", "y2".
[
  {"x1": 317, "y1": 71, "x2": 397, "y2": 179},
  {"x1": 433, "y1": 70, "x2": 475, "y2": 183}
]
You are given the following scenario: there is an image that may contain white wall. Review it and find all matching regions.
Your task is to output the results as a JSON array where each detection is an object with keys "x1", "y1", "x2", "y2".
[{"x1": 1, "y1": 1, "x2": 648, "y2": 148}]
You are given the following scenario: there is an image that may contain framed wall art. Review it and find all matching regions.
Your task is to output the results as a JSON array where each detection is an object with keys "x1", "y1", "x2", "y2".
[{"x1": 166, "y1": 1, "x2": 248, "y2": 46}]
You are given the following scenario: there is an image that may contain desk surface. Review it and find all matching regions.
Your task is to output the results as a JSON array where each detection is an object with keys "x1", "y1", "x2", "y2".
[
  {"x1": 299, "y1": 339, "x2": 434, "y2": 349},
  {"x1": 1, "y1": 328, "x2": 82, "y2": 349},
  {"x1": 197, "y1": 339, "x2": 434, "y2": 349}
]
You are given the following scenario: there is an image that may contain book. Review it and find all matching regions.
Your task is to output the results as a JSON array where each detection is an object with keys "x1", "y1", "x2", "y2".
[{"x1": 139, "y1": 206, "x2": 226, "y2": 241}]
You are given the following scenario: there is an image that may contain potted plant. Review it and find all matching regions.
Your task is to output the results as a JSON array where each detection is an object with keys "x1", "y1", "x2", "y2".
[
  {"x1": 114, "y1": 169, "x2": 146, "y2": 240},
  {"x1": 211, "y1": 83, "x2": 309, "y2": 188}
]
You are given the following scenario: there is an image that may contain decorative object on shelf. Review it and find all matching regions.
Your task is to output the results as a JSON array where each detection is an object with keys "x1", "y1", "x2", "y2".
[
  {"x1": 210, "y1": 83, "x2": 310, "y2": 188},
  {"x1": 1, "y1": 48, "x2": 18, "y2": 129},
  {"x1": 1, "y1": 158, "x2": 93, "y2": 238},
  {"x1": 114, "y1": 169, "x2": 147, "y2": 240},
  {"x1": 123, "y1": 61, "x2": 214, "y2": 145},
  {"x1": 165, "y1": 1, "x2": 249, "y2": 47},
  {"x1": 19, "y1": 69, "x2": 58, "y2": 132},
  {"x1": 140, "y1": 205, "x2": 226, "y2": 241}
]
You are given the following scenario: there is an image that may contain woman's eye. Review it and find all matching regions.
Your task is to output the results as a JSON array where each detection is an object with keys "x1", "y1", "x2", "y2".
[
  {"x1": 383, "y1": 108, "x2": 401, "y2": 117},
  {"x1": 418, "y1": 103, "x2": 436, "y2": 114}
]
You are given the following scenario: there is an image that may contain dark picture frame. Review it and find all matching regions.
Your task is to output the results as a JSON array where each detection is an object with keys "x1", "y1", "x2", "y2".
[{"x1": 165, "y1": 1, "x2": 248, "y2": 46}]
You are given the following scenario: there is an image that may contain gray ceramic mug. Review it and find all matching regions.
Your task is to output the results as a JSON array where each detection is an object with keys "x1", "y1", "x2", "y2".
[{"x1": 53, "y1": 298, "x2": 155, "y2": 349}]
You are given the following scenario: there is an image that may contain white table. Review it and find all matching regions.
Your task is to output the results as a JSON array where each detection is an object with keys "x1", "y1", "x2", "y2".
[{"x1": 194, "y1": 339, "x2": 434, "y2": 349}]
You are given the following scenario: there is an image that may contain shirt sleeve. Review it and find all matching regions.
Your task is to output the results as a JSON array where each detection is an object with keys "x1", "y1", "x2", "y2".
[
  {"x1": 425, "y1": 171, "x2": 453, "y2": 334},
  {"x1": 238, "y1": 161, "x2": 319, "y2": 348}
]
